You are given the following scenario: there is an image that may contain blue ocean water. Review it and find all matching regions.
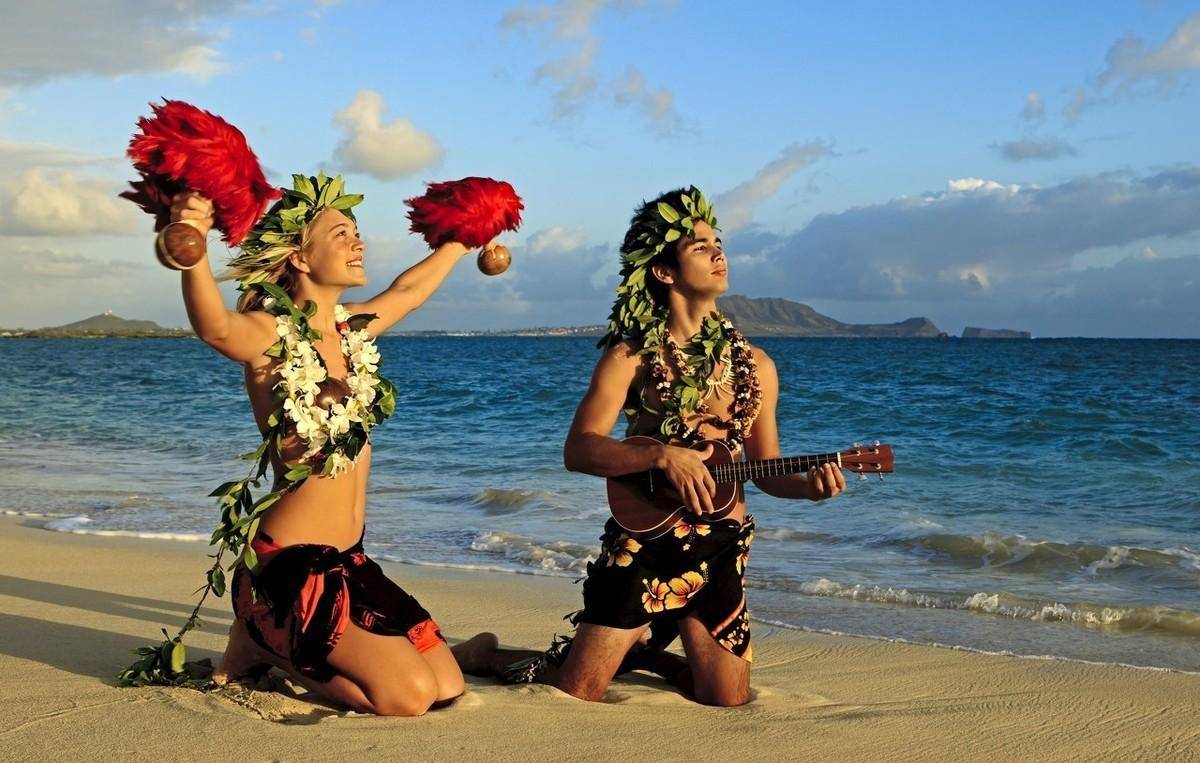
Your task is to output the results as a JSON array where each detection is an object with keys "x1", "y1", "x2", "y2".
[{"x1": 1, "y1": 336, "x2": 1197, "y2": 671}]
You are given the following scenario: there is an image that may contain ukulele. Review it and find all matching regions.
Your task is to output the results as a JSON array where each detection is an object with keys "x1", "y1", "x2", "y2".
[{"x1": 606, "y1": 436, "x2": 894, "y2": 539}]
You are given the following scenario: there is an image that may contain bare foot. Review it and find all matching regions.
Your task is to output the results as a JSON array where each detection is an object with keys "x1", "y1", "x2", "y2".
[
  {"x1": 211, "y1": 619, "x2": 272, "y2": 687},
  {"x1": 450, "y1": 632, "x2": 500, "y2": 676}
]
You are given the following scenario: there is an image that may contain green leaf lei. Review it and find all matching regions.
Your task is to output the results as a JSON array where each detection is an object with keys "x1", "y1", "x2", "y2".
[
  {"x1": 598, "y1": 186, "x2": 761, "y2": 445},
  {"x1": 117, "y1": 284, "x2": 395, "y2": 687}
]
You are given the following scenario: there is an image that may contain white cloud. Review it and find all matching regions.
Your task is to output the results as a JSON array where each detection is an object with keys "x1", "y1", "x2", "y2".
[
  {"x1": 0, "y1": 1, "x2": 245, "y2": 86},
  {"x1": 1, "y1": 168, "x2": 138, "y2": 236},
  {"x1": 169, "y1": 45, "x2": 232, "y2": 83},
  {"x1": 500, "y1": 0, "x2": 681, "y2": 131},
  {"x1": 946, "y1": 177, "x2": 1023, "y2": 194},
  {"x1": 1099, "y1": 13, "x2": 1200, "y2": 93},
  {"x1": 1061, "y1": 13, "x2": 1200, "y2": 126},
  {"x1": 332, "y1": 90, "x2": 442, "y2": 180},
  {"x1": 993, "y1": 137, "x2": 1077, "y2": 162},
  {"x1": 611, "y1": 66, "x2": 681, "y2": 133},
  {"x1": 714, "y1": 141, "x2": 832, "y2": 230},
  {"x1": 723, "y1": 165, "x2": 1200, "y2": 306},
  {"x1": 501, "y1": 0, "x2": 608, "y2": 41},
  {"x1": 528, "y1": 226, "x2": 588, "y2": 254},
  {"x1": 534, "y1": 37, "x2": 600, "y2": 116},
  {"x1": 1019, "y1": 90, "x2": 1045, "y2": 121},
  {"x1": 1062, "y1": 86, "x2": 1090, "y2": 126}
]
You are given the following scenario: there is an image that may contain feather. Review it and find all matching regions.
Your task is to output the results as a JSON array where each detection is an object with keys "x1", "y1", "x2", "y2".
[
  {"x1": 405, "y1": 177, "x2": 524, "y2": 249},
  {"x1": 119, "y1": 100, "x2": 281, "y2": 246}
]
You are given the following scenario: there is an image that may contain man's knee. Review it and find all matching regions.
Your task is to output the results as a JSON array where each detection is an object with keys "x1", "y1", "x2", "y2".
[
  {"x1": 553, "y1": 672, "x2": 608, "y2": 702},
  {"x1": 695, "y1": 684, "x2": 751, "y2": 707}
]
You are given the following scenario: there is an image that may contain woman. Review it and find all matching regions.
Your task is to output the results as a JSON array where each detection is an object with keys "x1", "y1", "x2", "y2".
[{"x1": 170, "y1": 175, "x2": 497, "y2": 716}]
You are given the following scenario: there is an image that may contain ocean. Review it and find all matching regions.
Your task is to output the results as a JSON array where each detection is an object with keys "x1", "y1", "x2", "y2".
[{"x1": 1, "y1": 336, "x2": 1197, "y2": 672}]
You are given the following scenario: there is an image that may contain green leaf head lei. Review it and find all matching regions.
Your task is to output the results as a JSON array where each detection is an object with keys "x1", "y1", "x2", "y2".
[{"x1": 599, "y1": 185, "x2": 719, "y2": 355}]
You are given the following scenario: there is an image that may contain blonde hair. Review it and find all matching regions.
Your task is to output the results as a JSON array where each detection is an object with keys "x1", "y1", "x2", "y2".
[{"x1": 221, "y1": 211, "x2": 325, "y2": 313}]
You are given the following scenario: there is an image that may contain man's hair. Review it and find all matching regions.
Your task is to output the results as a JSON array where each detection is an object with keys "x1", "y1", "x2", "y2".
[
  {"x1": 621, "y1": 188, "x2": 687, "y2": 307},
  {"x1": 598, "y1": 184, "x2": 717, "y2": 349}
]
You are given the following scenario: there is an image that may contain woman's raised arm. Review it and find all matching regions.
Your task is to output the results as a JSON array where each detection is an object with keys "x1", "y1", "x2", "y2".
[{"x1": 173, "y1": 192, "x2": 277, "y2": 363}]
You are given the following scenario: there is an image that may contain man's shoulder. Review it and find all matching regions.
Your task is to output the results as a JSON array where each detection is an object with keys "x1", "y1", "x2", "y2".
[
  {"x1": 747, "y1": 343, "x2": 774, "y2": 367},
  {"x1": 600, "y1": 339, "x2": 644, "y2": 365}
]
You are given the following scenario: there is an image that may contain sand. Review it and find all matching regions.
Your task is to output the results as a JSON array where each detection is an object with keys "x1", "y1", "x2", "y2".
[{"x1": 1, "y1": 514, "x2": 1197, "y2": 762}]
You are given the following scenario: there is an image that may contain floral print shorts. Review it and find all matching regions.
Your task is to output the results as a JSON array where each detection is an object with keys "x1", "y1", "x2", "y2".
[{"x1": 574, "y1": 514, "x2": 755, "y2": 662}]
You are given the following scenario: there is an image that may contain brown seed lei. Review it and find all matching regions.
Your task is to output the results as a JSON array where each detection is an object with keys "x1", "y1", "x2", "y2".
[{"x1": 644, "y1": 316, "x2": 762, "y2": 451}]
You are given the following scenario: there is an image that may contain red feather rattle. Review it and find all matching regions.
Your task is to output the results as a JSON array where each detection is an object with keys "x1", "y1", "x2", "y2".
[
  {"x1": 120, "y1": 99, "x2": 281, "y2": 270},
  {"x1": 406, "y1": 177, "x2": 524, "y2": 275}
]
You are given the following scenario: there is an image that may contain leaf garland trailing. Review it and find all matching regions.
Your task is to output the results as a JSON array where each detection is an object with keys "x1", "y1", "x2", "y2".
[
  {"x1": 598, "y1": 186, "x2": 760, "y2": 444},
  {"x1": 117, "y1": 284, "x2": 395, "y2": 687}
]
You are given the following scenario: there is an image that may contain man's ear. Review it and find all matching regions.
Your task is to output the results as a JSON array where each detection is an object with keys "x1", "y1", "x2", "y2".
[
  {"x1": 650, "y1": 262, "x2": 675, "y2": 286},
  {"x1": 288, "y1": 250, "x2": 311, "y2": 274}
]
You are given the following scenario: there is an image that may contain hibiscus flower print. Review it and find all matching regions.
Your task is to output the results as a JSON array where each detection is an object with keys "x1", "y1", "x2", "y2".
[
  {"x1": 735, "y1": 530, "x2": 754, "y2": 574},
  {"x1": 672, "y1": 519, "x2": 712, "y2": 539},
  {"x1": 672, "y1": 519, "x2": 712, "y2": 550},
  {"x1": 641, "y1": 563, "x2": 708, "y2": 613},
  {"x1": 607, "y1": 535, "x2": 642, "y2": 567}
]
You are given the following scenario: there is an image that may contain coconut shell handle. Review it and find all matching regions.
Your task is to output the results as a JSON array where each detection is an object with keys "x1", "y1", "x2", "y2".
[{"x1": 155, "y1": 219, "x2": 207, "y2": 271}]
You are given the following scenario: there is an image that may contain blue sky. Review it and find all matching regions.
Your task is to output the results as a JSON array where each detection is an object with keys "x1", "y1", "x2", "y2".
[{"x1": 1, "y1": 1, "x2": 1197, "y2": 336}]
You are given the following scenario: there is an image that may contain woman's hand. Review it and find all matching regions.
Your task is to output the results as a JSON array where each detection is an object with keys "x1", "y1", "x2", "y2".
[
  {"x1": 170, "y1": 191, "x2": 214, "y2": 238},
  {"x1": 658, "y1": 443, "x2": 717, "y2": 515}
]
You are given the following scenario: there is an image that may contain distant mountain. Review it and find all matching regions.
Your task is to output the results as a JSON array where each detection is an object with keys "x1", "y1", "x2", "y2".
[
  {"x1": 962, "y1": 326, "x2": 1031, "y2": 339},
  {"x1": 717, "y1": 295, "x2": 943, "y2": 337},
  {"x1": 16, "y1": 313, "x2": 193, "y2": 338},
  {"x1": 390, "y1": 296, "x2": 943, "y2": 338},
  {"x1": 46, "y1": 313, "x2": 164, "y2": 332}
]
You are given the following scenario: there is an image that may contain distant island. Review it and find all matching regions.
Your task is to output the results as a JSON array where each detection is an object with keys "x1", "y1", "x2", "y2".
[
  {"x1": 1, "y1": 312, "x2": 192, "y2": 338},
  {"x1": 3, "y1": 298, "x2": 1028, "y2": 340},
  {"x1": 717, "y1": 295, "x2": 943, "y2": 337},
  {"x1": 962, "y1": 326, "x2": 1031, "y2": 339},
  {"x1": 393, "y1": 296, "x2": 947, "y2": 338}
]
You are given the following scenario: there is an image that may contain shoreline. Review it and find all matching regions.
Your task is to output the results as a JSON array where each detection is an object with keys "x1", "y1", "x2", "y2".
[
  {"x1": 2, "y1": 514, "x2": 1198, "y2": 760},
  {"x1": 15, "y1": 510, "x2": 1200, "y2": 675}
]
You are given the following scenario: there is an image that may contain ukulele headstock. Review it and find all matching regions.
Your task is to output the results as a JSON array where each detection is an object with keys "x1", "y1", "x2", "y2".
[{"x1": 842, "y1": 441, "x2": 894, "y2": 480}]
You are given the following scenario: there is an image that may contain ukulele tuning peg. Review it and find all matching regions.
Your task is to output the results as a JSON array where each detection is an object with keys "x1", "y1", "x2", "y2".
[
  {"x1": 873, "y1": 440, "x2": 881, "y2": 447},
  {"x1": 877, "y1": 473, "x2": 884, "y2": 482},
  {"x1": 853, "y1": 442, "x2": 862, "y2": 448},
  {"x1": 857, "y1": 473, "x2": 868, "y2": 482}
]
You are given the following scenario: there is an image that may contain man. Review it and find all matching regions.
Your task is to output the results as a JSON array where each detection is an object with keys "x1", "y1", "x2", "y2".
[{"x1": 478, "y1": 186, "x2": 845, "y2": 706}]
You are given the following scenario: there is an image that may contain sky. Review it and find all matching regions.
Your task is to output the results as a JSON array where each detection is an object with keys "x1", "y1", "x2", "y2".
[{"x1": 0, "y1": 1, "x2": 1197, "y2": 337}]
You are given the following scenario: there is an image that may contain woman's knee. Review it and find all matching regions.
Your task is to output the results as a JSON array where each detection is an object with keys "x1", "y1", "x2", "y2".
[
  {"x1": 367, "y1": 671, "x2": 439, "y2": 717},
  {"x1": 434, "y1": 664, "x2": 465, "y2": 702}
]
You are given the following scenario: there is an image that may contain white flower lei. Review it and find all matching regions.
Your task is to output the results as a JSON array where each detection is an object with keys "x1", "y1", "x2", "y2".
[{"x1": 273, "y1": 303, "x2": 383, "y2": 475}]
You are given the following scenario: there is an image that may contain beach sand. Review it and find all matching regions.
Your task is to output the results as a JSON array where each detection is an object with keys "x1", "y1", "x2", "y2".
[{"x1": 1, "y1": 514, "x2": 1197, "y2": 762}]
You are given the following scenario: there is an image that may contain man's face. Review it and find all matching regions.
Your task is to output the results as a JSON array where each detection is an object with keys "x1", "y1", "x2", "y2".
[{"x1": 659, "y1": 219, "x2": 728, "y2": 298}]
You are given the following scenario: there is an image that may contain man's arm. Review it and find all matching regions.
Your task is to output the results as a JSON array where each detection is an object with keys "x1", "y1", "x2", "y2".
[
  {"x1": 173, "y1": 193, "x2": 277, "y2": 363},
  {"x1": 343, "y1": 241, "x2": 470, "y2": 337},
  {"x1": 563, "y1": 342, "x2": 718, "y2": 515},
  {"x1": 744, "y1": 349, "x2": 845, "y2": 501}
]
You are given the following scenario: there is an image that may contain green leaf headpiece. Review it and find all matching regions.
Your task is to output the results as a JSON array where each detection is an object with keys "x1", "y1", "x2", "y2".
[
  {"x1": 225, "y1": 172, "x2": 364, "y2": 289},
  {"x1": 598, "y1": 185, "x2": 719, "y2": 352}
]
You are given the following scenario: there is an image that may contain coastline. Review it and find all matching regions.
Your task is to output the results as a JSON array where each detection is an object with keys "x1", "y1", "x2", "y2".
[{"x1": 2, "y1": 514, "x2": 1198, "y2": 761}]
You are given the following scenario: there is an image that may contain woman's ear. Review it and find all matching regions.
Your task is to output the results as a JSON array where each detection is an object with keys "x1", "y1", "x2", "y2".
[{"x1": 288, "y1": 250, "x2": 311, "y2": 274}]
